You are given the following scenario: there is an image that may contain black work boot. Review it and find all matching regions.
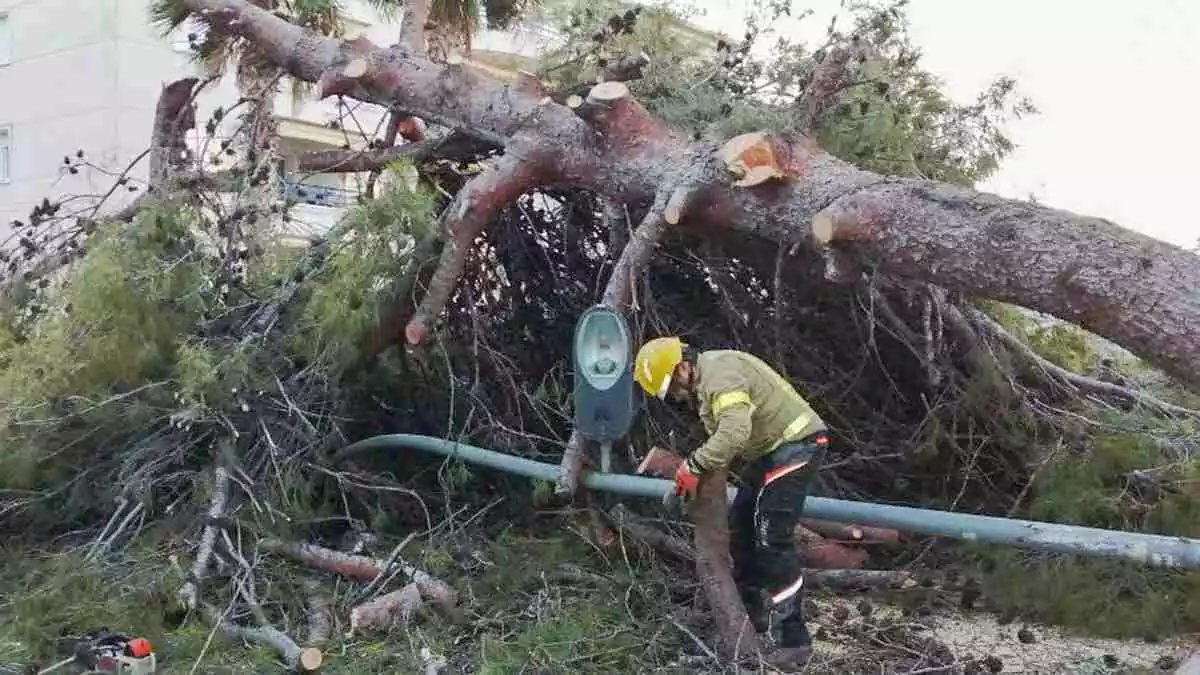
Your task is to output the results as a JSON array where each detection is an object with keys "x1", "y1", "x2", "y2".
[
  {"x1": 767, "y1": 609, "x2": 813, "y2": 670},
  {"x1": 779, "y1": 614, "x2": 811, "y2": 648}
]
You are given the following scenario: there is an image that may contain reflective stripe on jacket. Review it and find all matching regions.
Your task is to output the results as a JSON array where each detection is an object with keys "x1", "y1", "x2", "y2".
[{"x1": 687, "y1": 350, "x2": 827, "y2": 473}]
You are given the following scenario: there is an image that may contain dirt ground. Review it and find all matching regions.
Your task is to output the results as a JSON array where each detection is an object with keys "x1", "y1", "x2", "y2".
[{"x1": 804, "y1": 597, "x2": 1198, "y2": 674}]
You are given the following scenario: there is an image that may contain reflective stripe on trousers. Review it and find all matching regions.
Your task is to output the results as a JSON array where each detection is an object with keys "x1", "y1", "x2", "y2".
[{"x1": 748, "y1": 430, "x2": 828, "y2": 606}]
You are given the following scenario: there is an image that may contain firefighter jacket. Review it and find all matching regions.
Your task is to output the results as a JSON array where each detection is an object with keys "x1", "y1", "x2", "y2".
[{"x1": 686, "y1": 350, "x2": 827, "y2": 474}]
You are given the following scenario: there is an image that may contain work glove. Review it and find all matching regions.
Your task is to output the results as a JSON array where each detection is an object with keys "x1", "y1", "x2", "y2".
[{"x1": 673, "y1": 458, "x2": 701, "y2": 501}]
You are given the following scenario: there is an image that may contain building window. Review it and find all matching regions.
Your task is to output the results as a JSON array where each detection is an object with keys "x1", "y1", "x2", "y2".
[
  {"x1": 0, "y1": 12, "x2": 12, "y2": 66},
  {"x1": 0, "y1": 125, "x2": 12, "y2": 184}
]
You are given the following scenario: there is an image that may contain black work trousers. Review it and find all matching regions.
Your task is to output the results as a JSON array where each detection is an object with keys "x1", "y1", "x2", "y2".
[{"x1": 729, "y1": 432, "x2": 828, "y2": 647}]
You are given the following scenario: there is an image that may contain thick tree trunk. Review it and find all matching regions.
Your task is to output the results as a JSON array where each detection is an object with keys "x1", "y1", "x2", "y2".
[
  {"x1": 177, "y1": 0, "x2": 1200, "y2": 391},
  {"x1": 148, "y1": 77, "x2": 201, "y2": 188}
]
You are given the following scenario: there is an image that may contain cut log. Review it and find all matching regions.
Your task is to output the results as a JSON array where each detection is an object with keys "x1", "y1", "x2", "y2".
[
  {"x1": 718, "y1": 132, "x2": 788, "y2": 187},
  {"x1": 605, "y1": 505, "x2": 909, "y2": 588},
  {"x1": 203, "y1": 605, "x2": 323, "y2": 673},
  {"x1": 257, "y1": 539, "x2": 457, "y2": 617},
  {"x1": 349, "y1": 582, "x2": 423, "y2": 635},
  {"x1": 689, "y1": 471, "x2": 764, "y2": 658}
]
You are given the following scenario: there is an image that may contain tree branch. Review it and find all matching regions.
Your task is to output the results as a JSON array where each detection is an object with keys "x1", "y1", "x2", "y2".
[
  {"x1": 965, "y1": 306, "x2": 1200, "y2": 418},
  {"x1": 177, "y1": 466, "x2": 230, "y2": 611},
  {"x1": 203, "y1": 604, "x2": 323, "y2": 672},
  {"x1": 552, "y1": 52, "x2": 652, "y2": 103},
  {"x1": 181, "y1": 0, "x2": 1200, "y2": 386},
  {"x1": 297, "y1": 130, "x2": 492, "y2": 173},
  {"x1": 404, "y1": 146, "x2": 547, "y2": 344},
  {"x1": 149, "y1": 77, "x2": 201, "y2": 188},
  {"x1": 794, "y1": 43, "x2": 860, "y2": 134},
  {"x1": 257, "y1": 538, "x2": 458, "y2": 617}
]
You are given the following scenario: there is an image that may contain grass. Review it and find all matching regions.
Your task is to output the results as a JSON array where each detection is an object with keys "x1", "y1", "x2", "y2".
[{"x1": 0, "y1": 523, "x2": 685, "y2": 674}]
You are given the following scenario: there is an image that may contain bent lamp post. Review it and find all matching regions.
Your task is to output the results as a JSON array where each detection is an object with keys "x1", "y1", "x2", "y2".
[
  {"x1": 333, "y1": 434, "x2": 1200, "y2": 570},
  {"x1": 572, "y1": 304, "x2": 637, "y2": 473}
]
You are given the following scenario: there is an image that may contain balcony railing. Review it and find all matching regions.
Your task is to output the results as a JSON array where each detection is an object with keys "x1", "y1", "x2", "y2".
[{"x1": 280, "y1": 179, "x2": 356, "y2": 208}]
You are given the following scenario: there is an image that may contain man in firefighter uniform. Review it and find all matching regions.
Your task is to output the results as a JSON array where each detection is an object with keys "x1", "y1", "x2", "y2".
[{"x1": 634, "y1": 336, "x2": 828, "y2": 662}]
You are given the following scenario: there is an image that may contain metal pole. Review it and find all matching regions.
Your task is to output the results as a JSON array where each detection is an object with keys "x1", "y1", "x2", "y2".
[
  {"x1": 333, "y1": 433, "x2": 1200, "y2": 569},
  {"x1": 599, "y1": 441, "x2": 613, "y2": 473}
]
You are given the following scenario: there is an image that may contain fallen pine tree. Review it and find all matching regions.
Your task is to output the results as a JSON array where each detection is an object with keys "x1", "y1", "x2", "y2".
[
  {"x1": 160, "y1": 0, "x2": 1200, "y2": 658},
  {"x1": 0, "y1": 0, "x2": 1198, "y2": 670}
]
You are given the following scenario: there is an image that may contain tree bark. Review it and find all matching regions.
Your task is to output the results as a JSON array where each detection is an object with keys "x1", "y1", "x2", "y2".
[
  {"x1": 179, "y1": 0, "x2": 1200, "y2": 390},
  {"x1": 148, "y1": 77, "x2": 201, "y2": 188},
  {"x1": 688, "y1": 471, "x2": 763, "y2": 659}
]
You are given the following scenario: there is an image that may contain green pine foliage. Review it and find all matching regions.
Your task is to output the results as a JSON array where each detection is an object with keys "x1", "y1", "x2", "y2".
[{"x1": 0, "y1": 169, "x2": 439, "y2": 531}]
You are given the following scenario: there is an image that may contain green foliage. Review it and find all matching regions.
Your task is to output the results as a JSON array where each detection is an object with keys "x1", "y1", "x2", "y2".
[
  {"x1": 1030, "y1": 420, "x2": 1200, "y2": 537},
  {"x1": 966, "y1": 411, "x2": 1200, "y2": 638},
  {"x1": 967, "y1": 545, "x2": 1200, "y2": 640},
  {"x1": 0, "y1": 157, "x2": 439, "y2": 529},
  {"x1": 293, "y1": 173, "x2": 438, "y2": 369},
  {"x1": 0, "y1": 518, "x2": 678, "y2": 673},
  {"x1": 953, "y1": 303, "x2": 1200, "y2": 638},
  {"x1": 538, "y1": 0, "x2": 1034, "y2": 185},
  {"x1": 977, "y1": 300, "x2": 1098, "y2": 374},
  {"x1": 464, "y1": 532, "x2": 670, "y2": 673},
  {"x1": 0, "y1": 207, "x2": 215, "y2": 499}
]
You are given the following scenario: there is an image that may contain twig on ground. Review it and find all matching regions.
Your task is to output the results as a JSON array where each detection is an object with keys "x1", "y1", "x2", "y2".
[
  {"x1": 178, "y1": 466, "x2": 231, "y2": 611},
  {"x1": 420, "y1": 647, "x2": 448, "y2": 675},
  {"x1": 202, "y1": 603, "x2": 324, "y2": 672}
]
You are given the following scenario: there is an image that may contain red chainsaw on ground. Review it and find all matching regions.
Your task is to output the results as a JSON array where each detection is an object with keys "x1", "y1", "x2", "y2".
[{"x1": 34, "y1": 632, "x2": 156, "y2": 675}]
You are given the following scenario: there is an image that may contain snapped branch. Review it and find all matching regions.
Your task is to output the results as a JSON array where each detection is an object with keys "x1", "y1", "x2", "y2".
[
  {"x1": 404, "y1": 146, "x2": 548, "y2": 345},
  {"x1": 297, "y1": 130, "x2": 492, "y2": 173}
]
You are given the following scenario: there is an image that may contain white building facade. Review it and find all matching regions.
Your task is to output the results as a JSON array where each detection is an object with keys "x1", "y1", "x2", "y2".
[{"x1": 0, "y1": 0, "x2": 563, "y2": 241}]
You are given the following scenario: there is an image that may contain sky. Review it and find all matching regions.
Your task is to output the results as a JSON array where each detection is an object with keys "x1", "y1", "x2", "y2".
[{"x1": 675, "y1": 0, "x2": 1200, "y2": 250}]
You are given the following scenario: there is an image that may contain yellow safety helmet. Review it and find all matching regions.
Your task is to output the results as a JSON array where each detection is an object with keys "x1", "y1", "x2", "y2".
[{"x1": 634, "y1": 336, "x2": 686, "y2": 399}]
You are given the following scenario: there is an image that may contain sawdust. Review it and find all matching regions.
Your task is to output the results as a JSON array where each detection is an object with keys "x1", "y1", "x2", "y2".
[{"x1": 803, "y1": 596, "x2": 1199, "y2": 674}]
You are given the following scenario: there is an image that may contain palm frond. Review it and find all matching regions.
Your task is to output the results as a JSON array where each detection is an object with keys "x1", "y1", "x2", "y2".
[
  {"x1": 431, "y1": 0, "x2": 481, "y2": 37},
  {"x1": 148, "y1": 0, "x2": 192, "y2": 34},
  {"x1": 287, "y1": 0, "x2": 348, "y2": 35},
  {"x1": 360, "y1": 0, "x2": 407, "y2": 21},
  {"x1": 482, "y1": 0, "x2": 539, "y2": 29}
]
